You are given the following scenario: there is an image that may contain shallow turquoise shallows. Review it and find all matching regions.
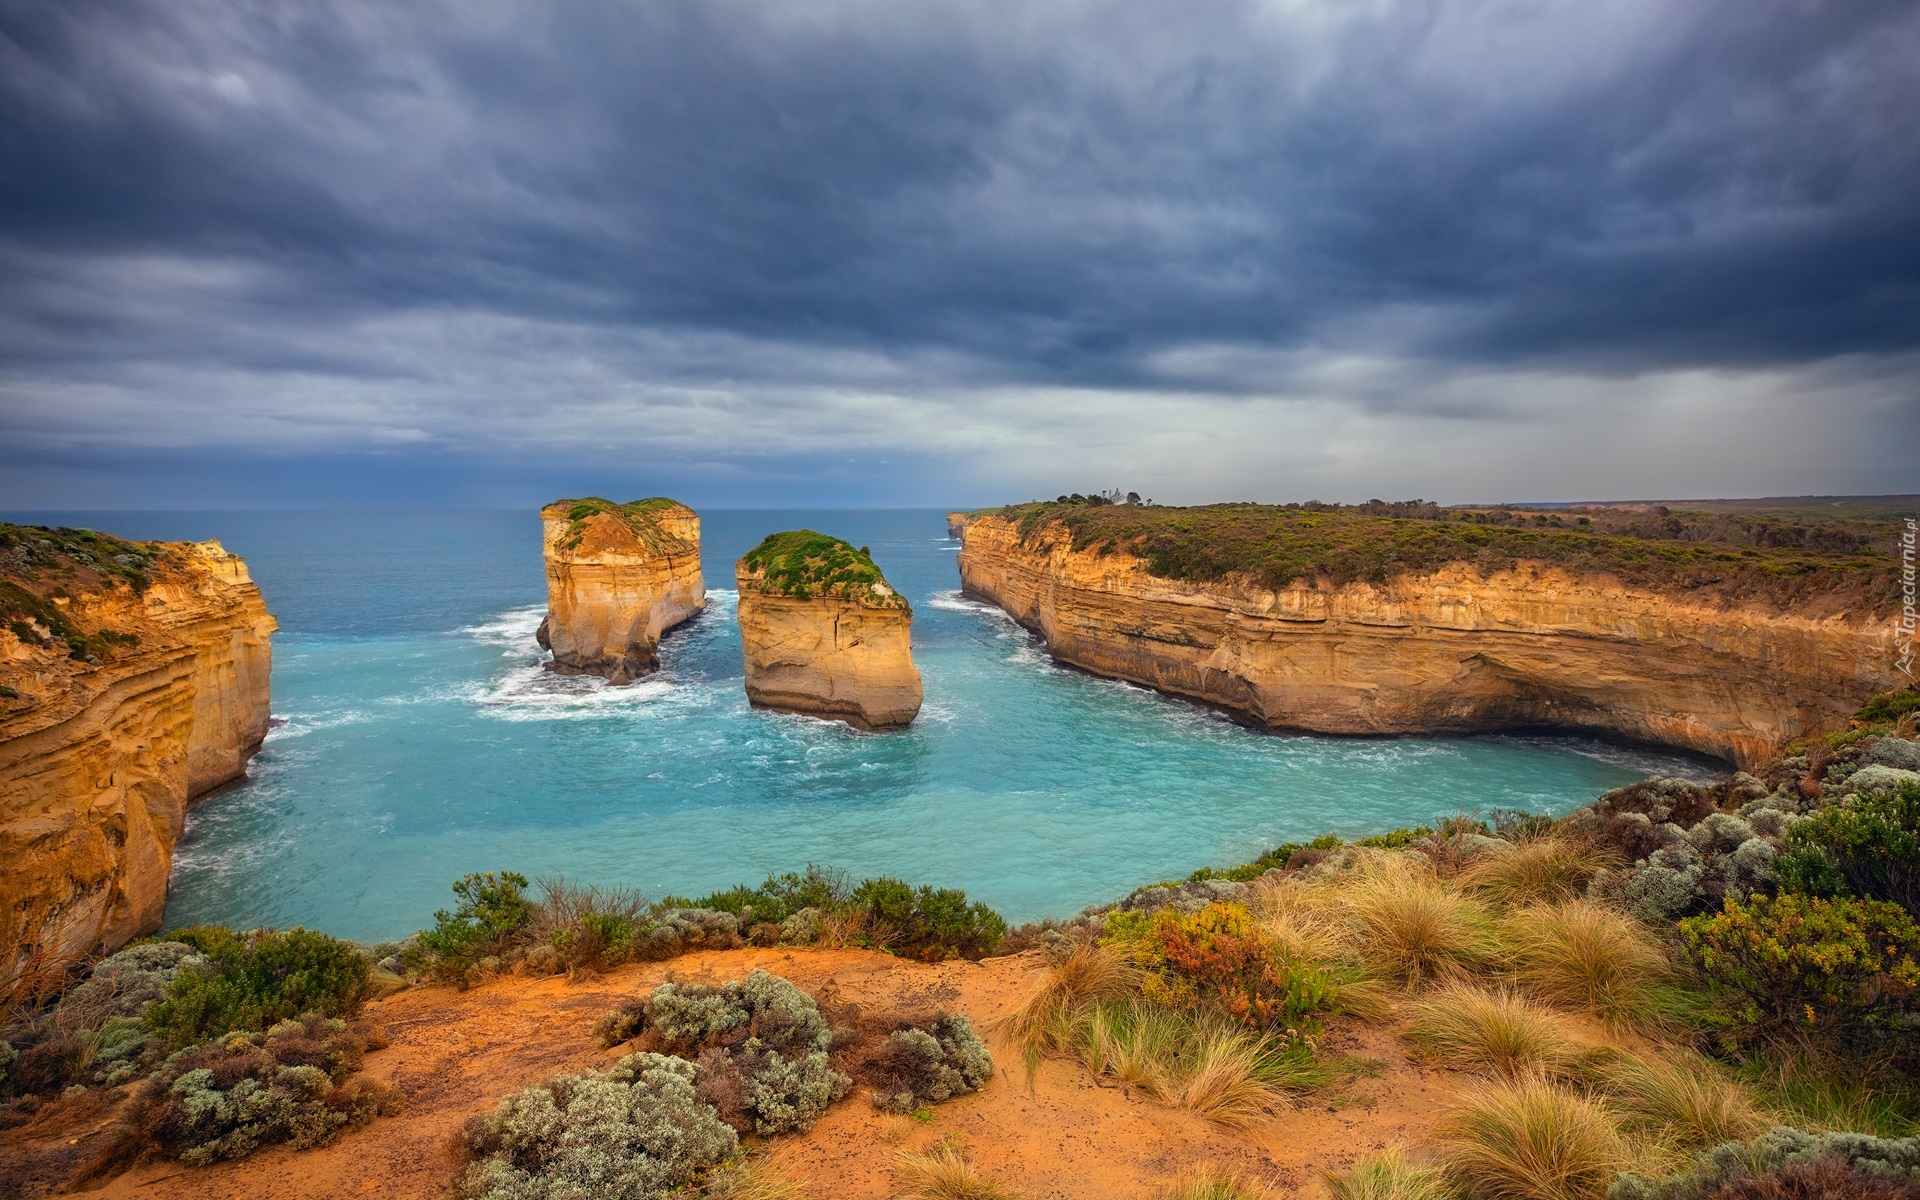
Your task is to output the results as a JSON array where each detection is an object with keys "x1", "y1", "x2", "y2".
[{"x1": 9, "y1": 509, "x2": 1719, "y2": 941}]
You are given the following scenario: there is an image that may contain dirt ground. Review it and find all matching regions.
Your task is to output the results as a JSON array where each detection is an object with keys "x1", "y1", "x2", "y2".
[{"x1": 4, "y1": 947, "x2": 1465, "y2": 1199}]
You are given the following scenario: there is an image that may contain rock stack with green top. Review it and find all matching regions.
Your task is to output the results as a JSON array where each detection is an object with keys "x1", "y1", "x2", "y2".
[
  {"x1": 735, "y1": 531, "x2": 923, "y2": 730},
  {"x1": 537, "y1": 497, "x2": 704, "y2": 685}
]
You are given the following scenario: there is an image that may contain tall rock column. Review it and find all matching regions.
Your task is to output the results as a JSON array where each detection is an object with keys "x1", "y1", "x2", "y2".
[
  {"x1": 537, "y1": 498, "x2": 705, "y2": 684},
  {"x1": 736, "y1": 531, "x2": 923, "y2": 730}
]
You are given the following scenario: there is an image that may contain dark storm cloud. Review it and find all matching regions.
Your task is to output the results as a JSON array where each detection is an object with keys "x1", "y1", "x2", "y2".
[{"x1": 1, "y1": 0, "x2": 1917, "y2": 505}]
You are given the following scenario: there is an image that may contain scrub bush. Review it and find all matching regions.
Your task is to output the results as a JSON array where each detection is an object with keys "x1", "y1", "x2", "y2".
[
  {"x1": 614, "y1": 970, "x2": 850, "y2": 1136},
  {"x1": 90, "y1": 1014, "x2": 395, "y2": 1171},
  {"x1": 850, "y1": 877, "x2": 1007, "y2": 961},
  {"x1": 145, "y1": 927, "x2": 372, "y2": 1051},
  {"x1": 1115, "y1": 902, "x2": 1340, "y2": 1029},
  {"x1": 457, "y1": 1052, "x2": 739, "y2": 1200},
  {"x1": 1678, "y1": 895, "x2": 1920, "y2": 1032},
  {"x1": 1607, "y1": 1126, "x2": 1920, "y2": 1200},
  {"x1": 1777, "y1": 782, "x2": 1920, "y2": 917},
  {"x1": 416, "y1": 872, "x2": 533, "y2": 972},
  {"x1": 841, "y1": 1014, "x2": 993, "y2": 1114}
]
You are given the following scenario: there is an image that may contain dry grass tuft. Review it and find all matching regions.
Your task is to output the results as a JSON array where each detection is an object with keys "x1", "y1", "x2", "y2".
[
  {"x1": 893, "y1": 1144, "x2": 1021, "y2": 1200},
  {"x1": 1406, "y1": 984, "x2": 1590, "y2": 1079},
  {"x1": 1344, "y1": 856, "x2": 1493, "y2": 987},
  {"x1": 995, "y1": 944, "x2": 1137, "y2": 1071},
  {"x1": 1158, "y1": 1167, "x2": 1283, "y2": 1200},
  {"x1": 1326, "y1": 1147, "x2": 1455, "y2": 1200},
  {"x1": 705, "y1": 1158, "x2": 816, "y2": 1200},
  {"x1": 1076, "y1": 1000, "x2": 1324, "y2": 1125},
  {"x1": 1462, "y1": 838, "x2": 1614, "y2": 908},
  {"x1": 1499, "y1": 902, "x2": 1675, "y2": 1029},
  {"x1": 1597, "y1": 1053, "x2": 1768, "y2": 1151},
  {"x1": 1439, "y1": 1073, "x2": 1626, "y2": 1200}
]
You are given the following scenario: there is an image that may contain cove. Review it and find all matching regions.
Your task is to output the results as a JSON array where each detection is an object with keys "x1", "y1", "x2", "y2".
[{"x1": 8, "y1": 509, "x2": 1722, "y2": 941}]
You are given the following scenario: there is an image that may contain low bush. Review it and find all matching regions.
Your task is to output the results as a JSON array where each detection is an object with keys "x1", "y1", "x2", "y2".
[
  {"x1": 614, "y1": 970, "x2": 849, "y2": 1136},
  {"x1": 85, "y1": 1014, "x2": 396, "y2": 1174},
  {"x1": 1778, "y1": 781, "x2": 1920, "y2": 917},
  {"x1": 527, "y1": 877, "x2": 649, "y2": 973},
  {"x1": 693, "y1": 866, "x2": 852, "y2": 927},
  {"x1": 457, "y1": 1052, "x2": 739, "y2": 1200},
  {"x1": 1109, "y1": 902, "x2": 1341, "y2": 1029},
  {"x1": 843, "y1": 1014, "x2": 994, "y2": 1114},
  {"x1": 414, "y1": 872, "x2": 533, "y2": 974},
  {"x1": 849, "y1": 877, "x2": 1007, "y2": 961},
  {"x1": 145, "y1": 927, "x2": 372, "y2": 1051},
  {"x1": 1607, "y1": 1126, "x2": 1920, "y2": 1200},
  {"x1": 1439, "y1": 1073, "x2": 1627, "y2": 1200},
  {"x1": 1678, "y1": 895, "x2": 1920, "y2": 1034}
]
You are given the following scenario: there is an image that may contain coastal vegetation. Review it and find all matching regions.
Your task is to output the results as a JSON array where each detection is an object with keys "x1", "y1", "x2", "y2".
[
  {"x1": 985, "y1": 500, "x2": 1902, "y2": 608},
  {"x1": 1, "y1": 523, "x2": 164, "y2": 663},
  {"x1": 7, "y1": 687, "x2": 1920, "y2": 1197},
  {"x1": 546, "y1": 496, "x2": 695, "y2": 554},
  {"x1": 741, "y1": 530, "x2": 909, "y2": 608}
]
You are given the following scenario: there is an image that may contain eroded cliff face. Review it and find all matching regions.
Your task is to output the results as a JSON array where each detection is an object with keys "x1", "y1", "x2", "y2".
[
  {"x1": 0, "y1": 536, "x2": 275, "y2": 972},
  {"x1": 537, "y1": 499, "x2": 705, "y2": 684},
  {"x1": 957, "y1": 514, "x2": 1900, "y2": 766},
  {"x1": 735, "y1": 538, "x2": 922, "y2": 731}
]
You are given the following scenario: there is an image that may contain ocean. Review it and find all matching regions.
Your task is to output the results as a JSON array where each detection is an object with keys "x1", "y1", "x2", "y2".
[{"x1": 8, "y1": 509, "x2": 1719, "y2": 941}]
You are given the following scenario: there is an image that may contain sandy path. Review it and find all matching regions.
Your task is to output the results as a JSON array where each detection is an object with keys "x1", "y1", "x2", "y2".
[{"x1": 8, "y1": 947, "x2": 1458, "y2": 1199}]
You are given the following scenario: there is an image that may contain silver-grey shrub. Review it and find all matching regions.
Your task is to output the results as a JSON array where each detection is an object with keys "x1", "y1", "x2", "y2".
[{"x1": 458, "y1": 1052, "x2": 738, "y2": 1200}]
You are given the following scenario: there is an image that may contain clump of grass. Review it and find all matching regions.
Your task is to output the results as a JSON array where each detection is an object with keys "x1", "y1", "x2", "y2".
[
  {"x1": 1405, "y1": 985, "x2": 1590, "y2": 1079},
  {"x1": 1499, "y1": 902, "x2": 1683, "y2": 1031},
  {"x1": 1439, "y1": 1073, "x2": 1628, "y2": 1200},
  {"x1": 1596, "y1": 1053, "x2": 1767, "y2": 1151},
  {"x1": 1326, "y1": 1147, "x2": 1455, "y2": 1200},
  {"x1": 1077, "y1": 1000, "x2": 1326, "y2": 1125},
  {"x1": 1343, "y1": 857, "x2": 1494, "y2": 987},
  {"x1": 1159, "y1": 1167, "x2": 1282, "y2": 1200},
  {"x1": 892, "y1": 1144, "x2": 1021, "y2": 1200},
  {"x1": 1463, "y1": 839, "x2": 1614, "y2": 908},
  {"x1": 995, "y1": 944, "x2": 1137, "y2": 1072},
  {"x1": 704, "y1": 1158, "x2": 815, "y2": 1200}
]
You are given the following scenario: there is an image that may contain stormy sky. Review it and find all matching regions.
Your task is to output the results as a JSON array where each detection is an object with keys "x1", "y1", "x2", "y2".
[{"x1": 2, "y1": 0, "x2": 1917, "y2": 509}]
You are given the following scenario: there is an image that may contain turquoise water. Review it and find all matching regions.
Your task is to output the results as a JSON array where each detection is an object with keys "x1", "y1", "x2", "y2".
[{"x1": 10, "y1": 510, "x2": 1719, "y2": 941}]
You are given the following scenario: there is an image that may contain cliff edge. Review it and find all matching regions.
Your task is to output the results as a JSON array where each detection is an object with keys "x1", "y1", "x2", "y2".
[
  {"x1": 0, "y1": 525, "x2": 275, "y2": 973},
  {"x1": 736, "y1": 531, "x2": 923, "y2": 730},
  {"x1": 537, "y1": 498, "x2": 705, "y2": 684},
  {"x1": 957, "y1": 504, "x2": 1903, "y2": 766}
]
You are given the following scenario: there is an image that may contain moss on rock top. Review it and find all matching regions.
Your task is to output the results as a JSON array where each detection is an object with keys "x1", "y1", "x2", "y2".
[
  {"x1": 740, "y1": 530, "x2": 908, "y2": 608},
  {"x1": 542, "y1": 497, "x2": 695, "y2": 554}
]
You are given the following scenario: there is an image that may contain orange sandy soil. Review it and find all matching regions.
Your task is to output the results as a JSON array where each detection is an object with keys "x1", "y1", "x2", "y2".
[{"x1": 5, "y1": 948, "x2": 1465, "y2": 1199}]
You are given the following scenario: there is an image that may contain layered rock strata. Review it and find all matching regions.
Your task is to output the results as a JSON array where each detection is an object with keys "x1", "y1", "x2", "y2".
[
  {"x1": 1, "y1": 530, "x2": 275, "y2": 971},
  {"x1": 736, "y1": 531, "x2": 923, "y2": 730},
  {"x1": 537, "y1": 498, "x2": 705, "y2": 684},
  {"x1": 956, "y1": 513, "x2": 1901, "y2": 767}
]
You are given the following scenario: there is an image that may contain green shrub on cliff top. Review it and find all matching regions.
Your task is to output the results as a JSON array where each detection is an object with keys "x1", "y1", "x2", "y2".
[
  {"x1": 145, "y1": 927, "x2": 372, "y2": 1050},
  {"x1": 741, "y1": 530, "x2": 908, "y2": 607}
]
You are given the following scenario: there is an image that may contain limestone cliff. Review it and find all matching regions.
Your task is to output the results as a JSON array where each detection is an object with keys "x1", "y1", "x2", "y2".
[
  {"x1": 0, "y1": 527, "x2": 275, "y2": 973},
  {"x1": 947, "y1": 512, "x2": 968, "y2": 538},
  {"x1": 537, "y1": 498, "x2": 705, "y2": 684},
  {"x1": 957, "y1": 512, "x2": 1901, "y2": 767},
  {"x1": 736, "y1": 531, "x2": 923, "y2": 730}
]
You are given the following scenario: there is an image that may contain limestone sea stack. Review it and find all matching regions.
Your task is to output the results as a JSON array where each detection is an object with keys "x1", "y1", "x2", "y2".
[
  {"x1": 0, "y1": 526, "x2": 275, "y2": 971},
  {"x1": 537, "y1": 498, "x2": 705, "y2": 685},
  {"x1": 736, "y1": 531, "x2": 923, "y2": 730}
]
